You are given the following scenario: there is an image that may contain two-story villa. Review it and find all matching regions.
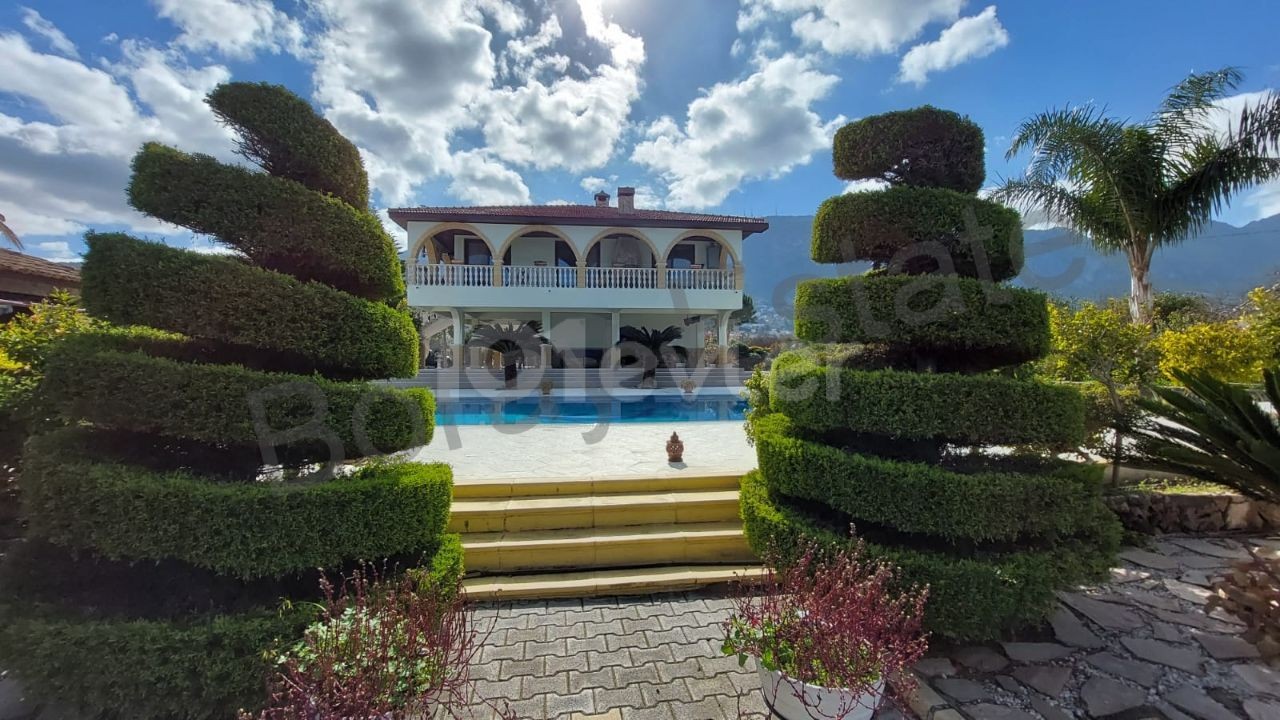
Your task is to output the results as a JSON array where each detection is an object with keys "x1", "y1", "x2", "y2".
[{"x1": 391, "y1": 187, "x2": 767, "y2": 371}]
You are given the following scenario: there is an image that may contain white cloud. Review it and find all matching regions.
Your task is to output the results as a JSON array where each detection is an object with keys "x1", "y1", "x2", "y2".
[
  {"x1": 844, "y1": 178, "x2": 888, "y2": 194},
  {"x1": 580, "y1": 176, "x2": 609, "y2": 193},
  {"x1": 740, "y1": 0, "x2": 963, "y2": 56},
  {"x1": 632, "y1": 54, "x2": 842, "y2": 209},
  {"x1": 150, "y1": 0, "x2": 304, "y2": 59},
  {"x1": 897, "y1": 6, "x2": 1009, "y2": 86},
  {"x1": 1199, "y1": 90, "x2": 1280, "y2": 225},
  {"x1": 448, "y1": 149, "x2": 531, "y2": 205},
  {"x1": 20, "y1": 7, "x2": 78, "y2": 58},
  {"x1": 30, "y1": 240, "x2": 79, "y2": 262}
]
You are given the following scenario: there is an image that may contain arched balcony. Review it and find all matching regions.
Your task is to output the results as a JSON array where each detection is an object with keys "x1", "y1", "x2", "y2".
[
  {"x1": 409, "y1": 225, "x2": 495, "y2": 287},
  {"x1": 584, "y1": 231, "x2": 659, "y2": 289},
  {"x1": 499, "y1": 230, "x2": 578, "y2": 288},
  {"x1": 664, "y1": 233, "x2": 739, "y2": 290}
]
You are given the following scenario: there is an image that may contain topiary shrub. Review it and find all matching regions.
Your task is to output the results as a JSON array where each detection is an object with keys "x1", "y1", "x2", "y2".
[
  {"x1": 0, "y1": 82, "x2": 456, "y2": 719},
  {"x1": 745, "y1": 106, "x2": 1120, "y2": 641}
]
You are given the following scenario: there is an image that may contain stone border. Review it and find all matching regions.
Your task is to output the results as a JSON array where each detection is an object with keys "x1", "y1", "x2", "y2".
[{"x1": 1105, "y1": 491, "x2": 1280, "y2": 534}]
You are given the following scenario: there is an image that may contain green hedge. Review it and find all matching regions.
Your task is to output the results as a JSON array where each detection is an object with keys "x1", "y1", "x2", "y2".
[
  {"x1": 753, "y1": 414, "x2": 1105, "y2": 542},
  {"x1": 739, "y1": 470, "x2": 1120, "y2": 641},
  {"x1": 832, "y1": 107, "x2": 985, "y2": 193},
  {"x1": 127, "y1": 145, "x2": 402, "y2": 303},
  {"x1": 43, "y1": 342, "x2": 435, "y2": 462},
  {"x1": 207, "y1": 82, "x2": 370, "y2": 209},
  {"x1": 811, "y1": 187, "x2": 1023, "y2": 281},
  {"x1": 82, "y1": 232, "x2": 418, "y2": 378},
  {"x1": 769, "y1": 354, "x2": 1085, "y2": 446},
  {"x1": 0, "y1": 604, "x2": 314, "y2": 720},
  {"x1": 794, "y1": 274, "x2": 1051, "y2": 365},
  {"x1": 23, "y1": 431, "x2": 453, "y2": 579}
]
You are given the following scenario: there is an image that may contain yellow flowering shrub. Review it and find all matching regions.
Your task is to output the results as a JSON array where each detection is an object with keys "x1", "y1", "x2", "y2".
[{"x1": 1154, "y1": 320, "x2": 1268, "y2": 384}]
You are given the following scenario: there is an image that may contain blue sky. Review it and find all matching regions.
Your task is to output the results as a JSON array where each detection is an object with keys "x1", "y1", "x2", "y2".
[{"x1": 2, "y1": 0, "x2": 1278, "y2": 263}]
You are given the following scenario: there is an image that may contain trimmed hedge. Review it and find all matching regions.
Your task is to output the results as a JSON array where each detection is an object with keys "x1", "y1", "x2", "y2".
[
  {"x1": 811, "y1": 187, "x2": 1023, "y2": 281},
  {"x1": 42, "y1": 342, "x2": 435, "y2": 461},
  {"x1": 832, "y1": 107, "x2": 985, "y2": 193},
  {"x1": 752, "y1": 414, "x2": 1104, "y2": 542},
  {"x1": 739, "y1": 470, "x2": 1120, "y2": 641},
  {"x1": 207, "y1": 82, "x2": 370, "y2": 209},
  {"x1": 0, "y1": 605, "x2": 314, "y2": 720},
  {"x1": 127, "y1": 145, "x2": 402, "y2": 303},
  {"x1": 23, "y1": 431, "x2": 453, "y2": 578},
  {"x1": 82, "y1": 232, "x2": 418, "y2": 379},
  {"x1": 793, "y1": 274, "x2": 1051, "y2": 364},
  {"x1": 769, "y1": 354, "x2": 1085, "y2": 446}
]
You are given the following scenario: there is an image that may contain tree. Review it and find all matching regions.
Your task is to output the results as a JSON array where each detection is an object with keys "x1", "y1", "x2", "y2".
[
  {"x1": 468, "y1": 320, "x2": 548, "y2": 389},
  {"x1": 994, "y1": 68, "x2": 1280, "y2": 324},
  {"x1": 0, "y1": 212, "x2": 21, "y2": 250},
  {"x1": 732, "y1": 294, "x2": 757, "y2": 324},
  {"x1": 616, "y1": 325, "x2": 683, "y2": 388}
]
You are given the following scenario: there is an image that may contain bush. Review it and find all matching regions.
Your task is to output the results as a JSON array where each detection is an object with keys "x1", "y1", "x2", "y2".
[
  {"x1": 832, "y1": 106, "x2": 985, "y2": 192},
  {"x1": 0, "y1": 605, "x2": 315, "y2": 720},
  {"x1": 739, "y1": 470, "x2": 1121, "y2": 641},
  {"x1": 811, "y1": 187, "x2": 1023, "y2": 281},
  {"x1": 770, "y1": 354, "x2": 1085, "y2": 446},
  {"x1": 23, "y1": 431, "x2": 453, "y2": 578},
  {"x1": 82, "y1": 232, "x2": 418, "y2": 379},
  {"x1": 206, "y1": 82, "x2": 370, "y2": 209},
  {"x1": 754, "y1": 414, "x2": 1105, "y2": 542},
  {"x1": 794, "y1": 274, "x2": 1052, "y2": 364},
  {"x1": 1246, "y1": 285, "x2": 1280, "y2": 361},
  {"x1": 42, "y1": 341, "x2": 435, "y2": 461},
  {"x1": 1040, "y1": 300, "x2": 1160, "y2": 385},
  {"x1": 1154, "y1": 320, "x2": 1268, "y2": 384},
  {"x1": 128, "y1": 144, "x2": 401, "y2": 303}
]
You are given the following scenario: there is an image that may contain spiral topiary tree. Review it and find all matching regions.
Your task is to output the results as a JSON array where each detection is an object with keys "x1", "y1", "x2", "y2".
[
  {"x1": 0, "y1": 82, "x2": 459, "y2": 718},
  {"x1": 741, "y1": 106, "x2": 1121, "y2": 641}
]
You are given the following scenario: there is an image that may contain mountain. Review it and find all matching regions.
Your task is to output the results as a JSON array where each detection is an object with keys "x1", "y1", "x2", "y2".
[{"x1": 743, "y1": 214, "x2": 1280, "y2": 316}]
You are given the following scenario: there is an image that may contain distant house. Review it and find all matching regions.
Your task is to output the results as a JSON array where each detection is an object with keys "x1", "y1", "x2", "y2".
[
  {"x1": 0, "y1": 248, "x2": 80, "y2": 320},
  {"x1": 390, "y1": 187, "x2": 768, "y2": 369}
]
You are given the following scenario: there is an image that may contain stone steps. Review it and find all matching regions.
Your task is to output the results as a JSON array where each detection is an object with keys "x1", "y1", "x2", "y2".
[
  {"x1": 448, "y1": 489, "x2": 742, "y2": 533},
  {"x1": 461, "y1": 564, "x2": 762, "y2": 601},
  {"x1": 462, "y1": 521, "x2": 754, "y2": 572}
]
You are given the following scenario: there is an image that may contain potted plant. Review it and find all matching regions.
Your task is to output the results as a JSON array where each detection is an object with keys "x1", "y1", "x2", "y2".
[
  {"x1": 680, "y1": 378, "x2": 697, "y2": 398},
  {"x1": 539, "y1": 378, "x2": 555, "y2": 396},
  {"x1": 723, "y1": 540, "x2": 929, "y2": 720}
]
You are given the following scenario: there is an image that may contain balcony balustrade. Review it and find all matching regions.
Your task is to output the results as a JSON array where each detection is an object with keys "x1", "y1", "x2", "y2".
[{"x1": 408, "y1": 264, "x2": 738, "y2": 291}]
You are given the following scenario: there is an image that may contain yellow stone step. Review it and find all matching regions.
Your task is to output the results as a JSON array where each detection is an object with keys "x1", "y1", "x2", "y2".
[
  {"x1": 451, "y1": 473, "x2": 742, "y2": 499},
  {"x1": 461, "y1": 564, "x2": 763, "y2": 601},
  {"x1": 462, "y1": 522, "x2": 755, "y2": 572},
  {"x1": 448, "y1": 489, "x2": 742, "y2": 533}
]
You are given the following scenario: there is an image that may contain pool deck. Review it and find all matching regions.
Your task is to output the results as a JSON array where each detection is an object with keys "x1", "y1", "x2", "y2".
[{"x1": 409, "y1": 420, "x2": 755, "y2": 482}]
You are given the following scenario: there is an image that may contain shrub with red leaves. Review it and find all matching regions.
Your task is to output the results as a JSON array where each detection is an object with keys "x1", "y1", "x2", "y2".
[
  {"x1": 247, "y1": 567, "x2": 512, "y2": 720},
  {"x1": 723, "y1": 539, "x2": 929, "y2": 719}
]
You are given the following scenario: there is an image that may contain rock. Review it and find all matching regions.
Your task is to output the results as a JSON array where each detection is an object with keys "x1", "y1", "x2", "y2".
[
  {"x1": 1167, "y1": 537, "x2": 1251, "y2": 561},
  {"x1": 1057, "y1": 592, "x2": 1147, "y2": 631},
  {"x1": 964, "y1": 705, "x2": 1036, "y2": 720},
  {"x1": 1164, "y1": 686, "x2": 1239, "y2": 720},
  {"x1": 1120, "y1": 549, "x2": 1184, "y2": 570},
  {"x1": 1112, "y1": 567, "x2": 1153, "y2": 583},
  {"x1": 1085, "y1": 652, "x2": 1163, "y2": 687},
  {"x1": 1244, "y1": 698, "x2": 1280, "y2": 720},
  {"x1": 1051, "y1": 606, "x2": 1106, "y2": 648},
  {"x1": 1177, "y1": 554, "x2": 1233, "y2": 570},
  {"x1": 1233, "y1": 663, "x2": 1280, "y2": 697},
  {"x1": 1164, "y1": 579, "x2": 1213, "y2": 605},
  {"x1": 1208, "y1": 607, "x2": 1246, "y2": 627},
  {"x1": 1156, "y1": 700, "x2": 1199, "y2": 720},
  {"x1": 1080, "y1": 676, "x2": 1145, "y2": 717},
  {"x1": 1120, "y1": 638, "x2": 1204, "y2": 674},
  {"x1": 1194, "y1": 633, "x2": 1260, "y2": 660},
  {"x1": 913, "y1": 657, "x2": 956, "y2": 678},
  {"x1": 995, "y1": 675, "x2": 1020, "y2": 693},
  {"x1": 1149, "y1": 607, "x2": 1243, "y2": 634},
  {"x1": 953, "y1": 646, "x2": 1010, "y2": 673},
  {"x1": 1012, "y1": 665, "x2": 1072, "y2": 697},
  {"x1": 1226, "y1": 500, "x2": 1252, "y2": 530},
  {"x1": 1152, "y1": 622, "x2": 1187, "y2": 643},
  {"x1": 1001, "y1": 642, "x2": 1073, "y2": 663},
  {"x1": 1117, "y1": 588, "x2": 1184, "y2": 613},
  {"x1": 1029, "y1": 696, "x2": 1072, "y2": 720},
  {"x1": 0, "y1": 679, "x2": 34, "y2": 720},
  {"x1": 934, "y1": 678, "x2": 993, "y2": 703},
  {"x1": 1179, "y1": 570, "x2": 1218, "y2": 588}
]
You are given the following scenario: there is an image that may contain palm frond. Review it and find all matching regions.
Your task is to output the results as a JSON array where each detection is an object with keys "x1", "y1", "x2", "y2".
[
  {"x1": 1152, "y1": 67, "x2": 1244, "y2": 147},
  {"x1": 0, "y1": 213, "x2": 21, "y2": 250}
]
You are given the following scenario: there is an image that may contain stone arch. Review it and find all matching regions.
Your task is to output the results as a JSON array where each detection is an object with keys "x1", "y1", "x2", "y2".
[
  {"x1": 583, "y1": 228, "x2": 662, "y2": 268},
  {"x1": 408, "y1": 222, "x2": 495, "y2": 264},
  {"x1": 665, "y1": 229, "x2": 741, "y2": 269},
  {"x1": 497, "y1": 225, "x2": 581, "y2": 265}
]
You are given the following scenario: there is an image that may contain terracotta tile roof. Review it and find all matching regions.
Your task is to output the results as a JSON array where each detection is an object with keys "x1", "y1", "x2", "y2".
[
  {"x1": 388, "y1": 205, "x2": 769, "y2": 236},
  {"x1": 0, "y1": 248, "x2": 81, "y2": 284}
]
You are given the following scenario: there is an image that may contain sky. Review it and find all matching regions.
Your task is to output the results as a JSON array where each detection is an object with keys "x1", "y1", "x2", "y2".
[{"x1": 2, "y1": 0, "x2": 1279, "y2": 264}]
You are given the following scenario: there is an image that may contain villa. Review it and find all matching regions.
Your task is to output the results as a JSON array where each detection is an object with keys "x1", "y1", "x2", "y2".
[{"x1": 391, "y1": 187, "x2": 767, "y2": 372}]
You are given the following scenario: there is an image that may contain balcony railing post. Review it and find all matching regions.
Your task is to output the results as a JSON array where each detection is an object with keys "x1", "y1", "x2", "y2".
[
  {"x1": 734, "y1": 265, "x2": 744, "y2": 291},
  {"x1": 576, "y1": 261, "x2": 587, "y2": 288},
  {"x1": 493, "y1": 261, "x2": 503, "y2": 287},
  {"x1": 656, "y1": 262, "x2": 668, "y2": 289}
]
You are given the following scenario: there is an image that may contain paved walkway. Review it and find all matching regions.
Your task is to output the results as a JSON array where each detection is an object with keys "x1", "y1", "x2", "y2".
[{"x1": 410, "y1": 421, "x2": 754, "y2": 481}]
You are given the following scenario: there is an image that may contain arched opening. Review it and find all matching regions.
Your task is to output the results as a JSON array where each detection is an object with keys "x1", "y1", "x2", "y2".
[
  {"x1": 408, "y1": 225, "x2": 495, "y2": 286},
  {"x1": 664, "y1": 233, "x2": 738, "y2": 290},
  {"x1": 501, "y1": 230, "x2": 578, "y2": 287},
  {"x1": 584, "y1": 231, "x2": 658, "y2": 289}
]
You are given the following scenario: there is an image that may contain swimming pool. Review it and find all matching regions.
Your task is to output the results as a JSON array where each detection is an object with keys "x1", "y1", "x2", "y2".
[{"x1": 435, "y1": 395, "x2": 748, "y2": 425}]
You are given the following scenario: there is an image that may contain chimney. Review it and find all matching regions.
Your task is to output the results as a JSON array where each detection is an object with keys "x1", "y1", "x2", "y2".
[
  {"x1": 617, "y1": 186, "x2": 635, "y2": 213},
  {"x1": 594, "y1": 191, "x2": 610, "y2": 207}
]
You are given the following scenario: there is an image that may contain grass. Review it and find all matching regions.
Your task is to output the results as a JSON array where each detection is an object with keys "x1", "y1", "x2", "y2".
[{"x1": 1113, "y1": 476, "x2": 1234, "y2": 495}]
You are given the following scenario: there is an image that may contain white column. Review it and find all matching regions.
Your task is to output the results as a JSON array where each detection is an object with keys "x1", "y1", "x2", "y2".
[
  {"x1": 450, "y1": 308, "x2": 465, "y2": 368},
  {"x1": 717, "y1": 310, "x2": 732, "y2": 367},
  {"x1": 609, "y1": 310, "x2": 622, "y2": 369}
]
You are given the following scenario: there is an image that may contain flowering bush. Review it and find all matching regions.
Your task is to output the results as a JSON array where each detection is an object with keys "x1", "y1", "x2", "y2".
[
  {"x1": 723, "y1": 539, "x2": 929, "y2": 718},
  {"x1": 1154, "y1": 320, "x2": 1268, "y2": 384},
  {"x1": 250, "y1": 567, "x2": 511, "y2": 720}
]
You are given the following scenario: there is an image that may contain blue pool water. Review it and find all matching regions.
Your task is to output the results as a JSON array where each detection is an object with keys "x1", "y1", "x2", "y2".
[{"x1": 436, "y1": 395, "x2": 748, "y2": 425}]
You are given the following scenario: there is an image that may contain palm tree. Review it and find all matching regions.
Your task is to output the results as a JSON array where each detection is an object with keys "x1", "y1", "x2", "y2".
[
  {"x1": 617, "y1": 325, "x2": 684, "y2": 388},
  {"x1": 0, "y1": 213, "x2": 21, "y2": 250},
  {"x1": 994, "y1": 68, "x2": 1280, "y2": 324},
  {"x1": 468, "y1": 320, "x2": 548, "y2": 389}
]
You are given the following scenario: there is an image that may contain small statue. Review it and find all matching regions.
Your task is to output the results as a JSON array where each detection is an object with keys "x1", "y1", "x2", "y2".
[{"x1": 666, "y1": 431, "x2": 684, "y2": 463}]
